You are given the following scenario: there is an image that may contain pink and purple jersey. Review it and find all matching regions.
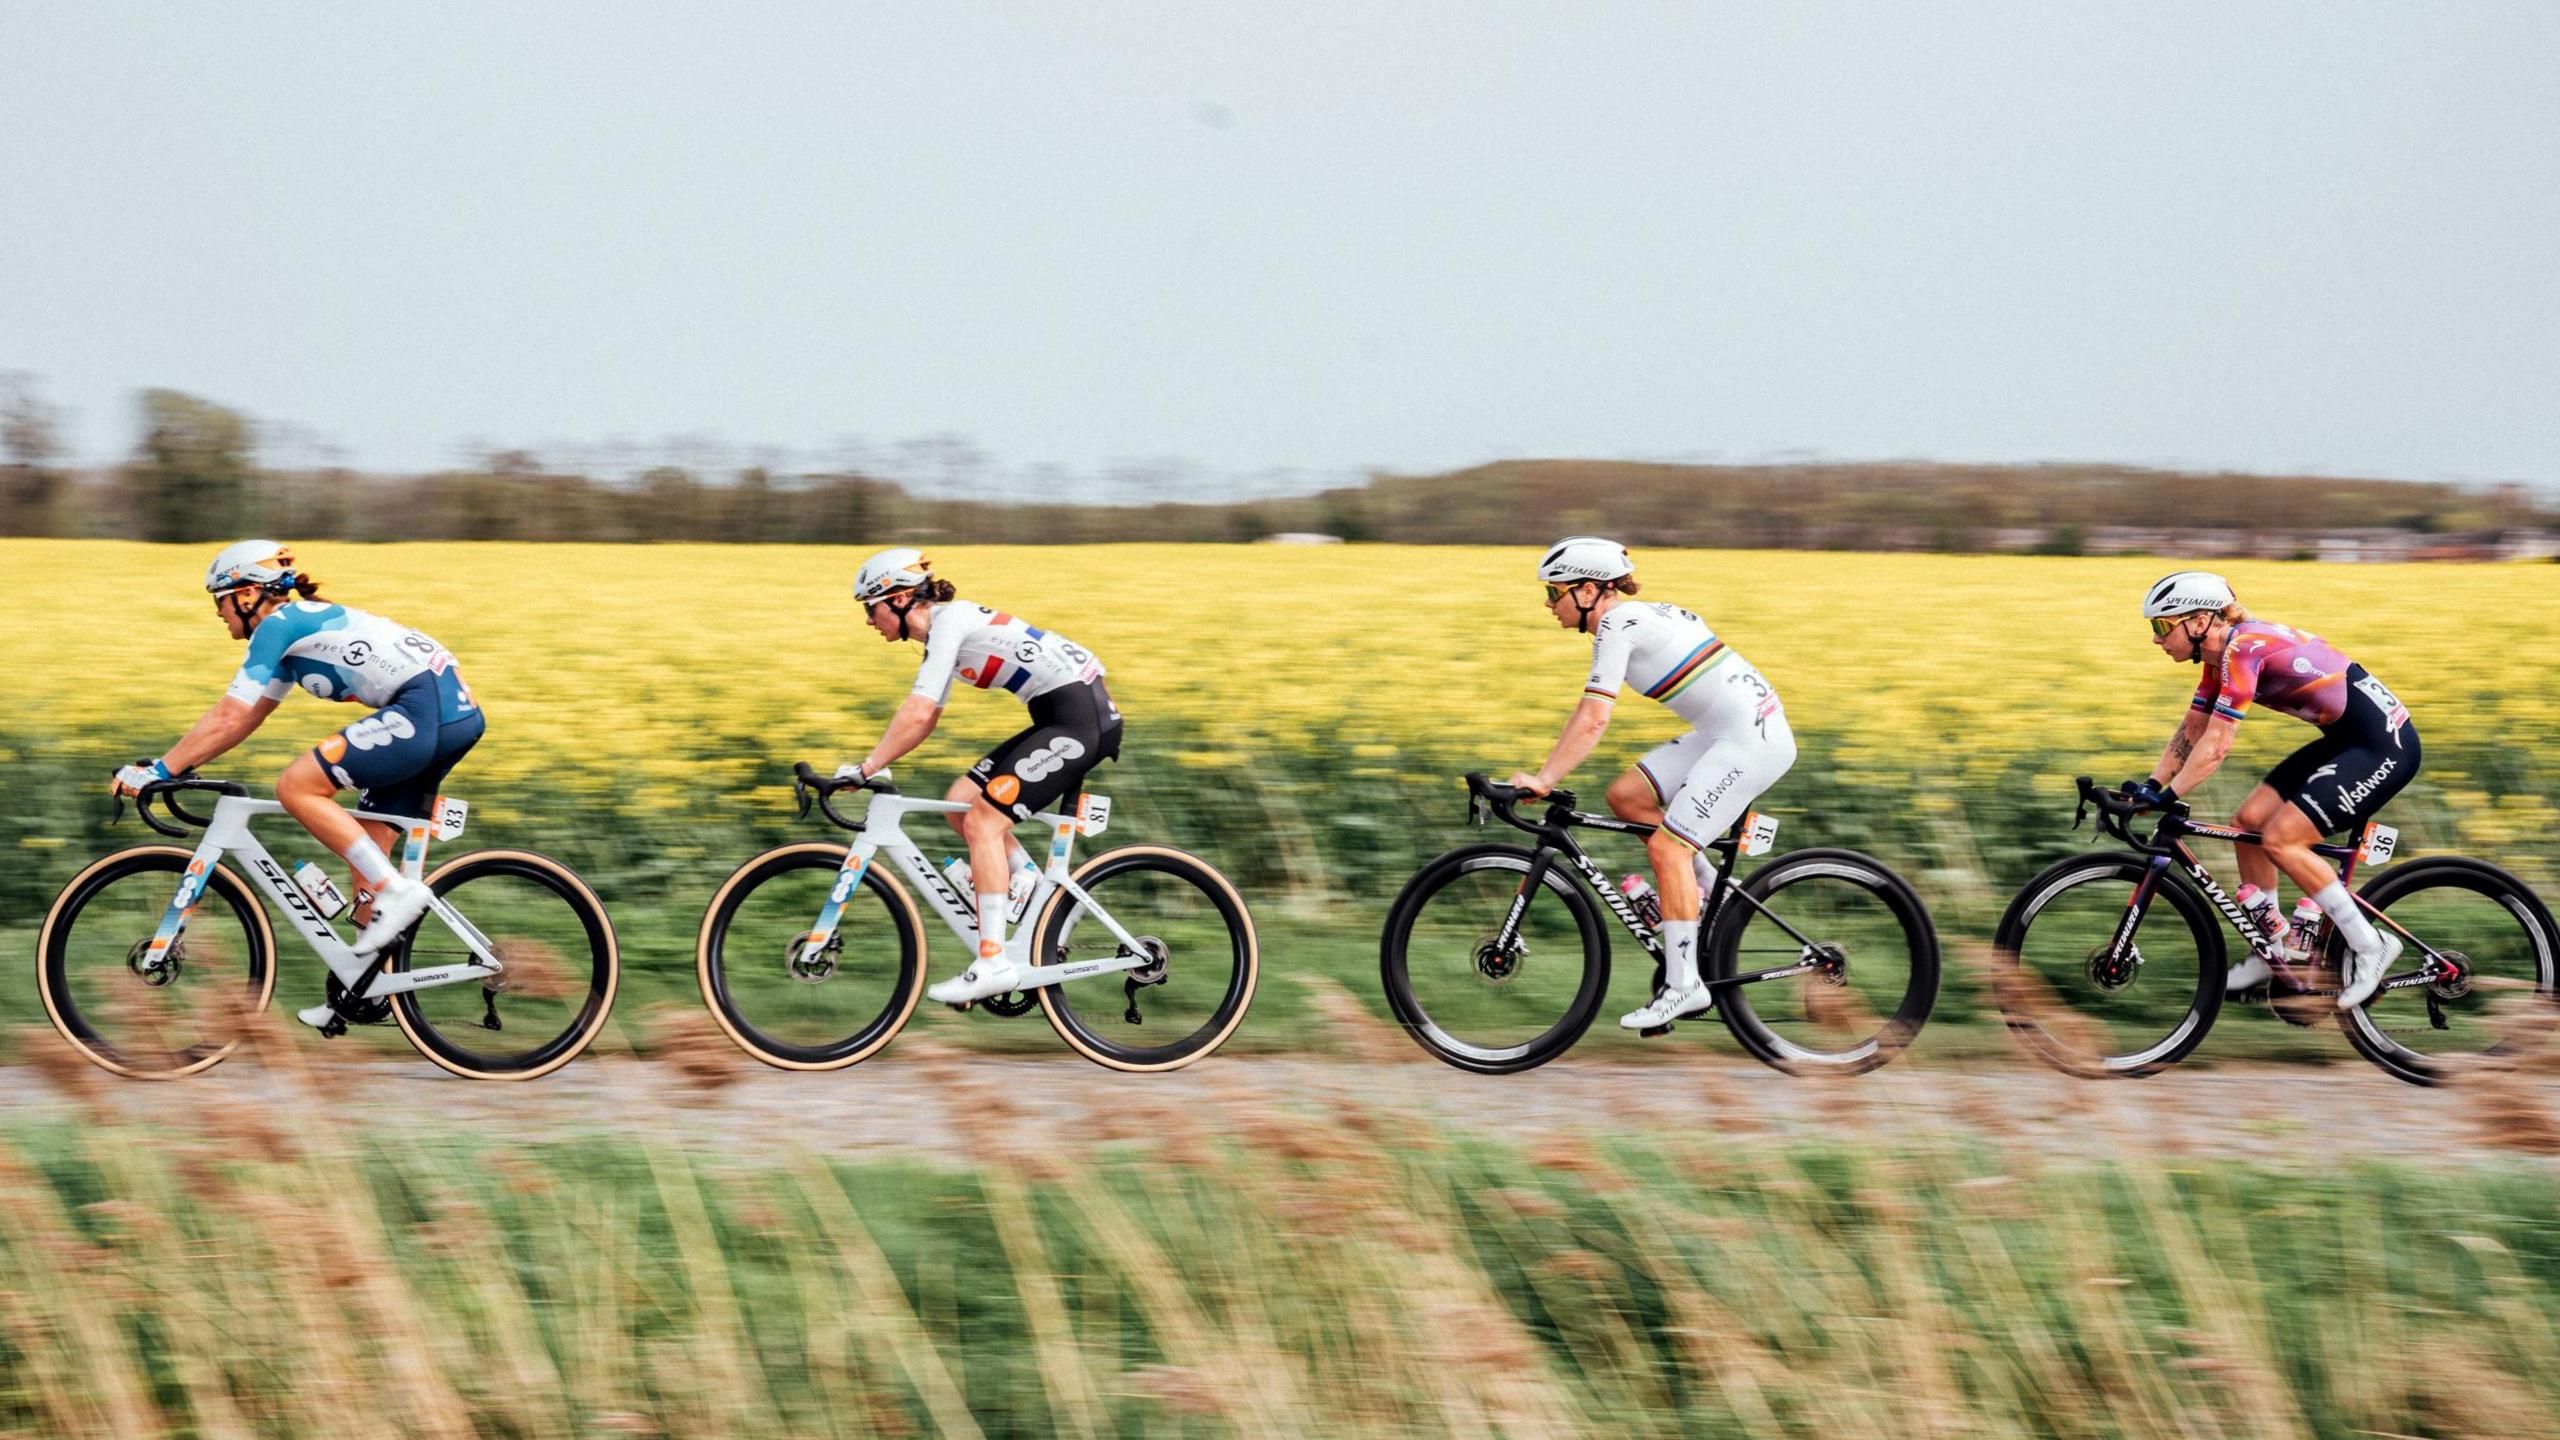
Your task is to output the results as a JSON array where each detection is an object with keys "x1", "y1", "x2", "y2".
[{"x1": 2191, "y1": 620, "x2": 2378, "y2": 728}]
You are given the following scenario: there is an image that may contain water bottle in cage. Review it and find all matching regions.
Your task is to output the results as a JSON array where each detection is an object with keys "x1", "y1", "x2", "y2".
[
  {"x1": 2285, "y1": 898, "x2": 2323, "y2": 964},
  {"x1": 1619, "y1": 874, "x2": 1662, "y2": 931}
]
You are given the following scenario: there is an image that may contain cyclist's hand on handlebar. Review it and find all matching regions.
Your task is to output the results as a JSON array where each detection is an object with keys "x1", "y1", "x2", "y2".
[
  {"x1": 111, "y1": 757, "x2": 171, "y2": 799},
  {"x1": 833, "y1": 762, "x2": 867, "y2": 785},
  {"x1": 1504, "y1": 771, "x2": 1551, "y2": 798}
]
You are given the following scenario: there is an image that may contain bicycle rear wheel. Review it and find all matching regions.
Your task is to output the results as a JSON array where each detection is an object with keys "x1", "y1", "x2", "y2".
[
  {"x1": 1032, "y1": 845, "x2": 1257, "y2": 1072},
  {"x1": 1379, "y1": 844, "x2": 1609, "y2": 1073},
  {"x1": 697, "y1": 843, "x2": 928, "y2": 1069},
  {"x1": 1710, "y1": 848, "x2": 1937, "y2": 1075},
  {"x1": 2336, "y1": 856, "x2": 2560, "y2": 1085},
  {"x1": 389, "y1": 850, "x2": 619, "y2": 1080},
  {"x1": 37, "y1": 846, "x2": 277, "y2": 1078},
  {"x1": 1993, "y1": 853, "x2": 2224, "y2": 1076}
]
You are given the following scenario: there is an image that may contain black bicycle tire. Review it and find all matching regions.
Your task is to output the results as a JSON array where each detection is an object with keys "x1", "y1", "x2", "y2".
[
  {"x1": 388, "y1": 849, "x2": 620, "y2": 1080},
  {"x1": 1378, "y1": 842, "x2": 1611, "y2": 1074},
  {"x1": 1709, "y1": 846, "x2": 1939, "y2": 1075},
  {"x1": 1993, "y1": 851, "x2": 2225, "y2": 1077},
  {"x1": 37, "y1": 846, "x2": 278, "y2": 1079},
  {"x1": 697, "y1": 843, "x2": 928, "y2": 1070},
  {"x1": 1031, "y1": 845, "x2": 1259, "y2": 1072},
  {"x1": 2333, "y1": 855, "x2": 2560, "y2": 1087}
]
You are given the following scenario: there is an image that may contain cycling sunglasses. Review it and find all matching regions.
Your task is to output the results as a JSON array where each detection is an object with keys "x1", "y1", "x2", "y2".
[{"x1": 2149, "y1": 615, "x2": 2185, "y2": 638}]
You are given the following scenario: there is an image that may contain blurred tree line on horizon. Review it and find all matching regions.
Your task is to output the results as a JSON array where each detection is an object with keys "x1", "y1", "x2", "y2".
[{"x1": 3, "y1": 377, "x2": 2554, "y2": 552}]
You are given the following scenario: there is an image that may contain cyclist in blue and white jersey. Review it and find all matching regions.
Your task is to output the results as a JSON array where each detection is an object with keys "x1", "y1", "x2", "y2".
[
  {"x1": 110, "y1": 542, "x2": 485, "y2": 1023},
  {"x1": 838, "y1": 547, "x2": 1122, "y2": 1007},
  {"x1": 1506, "y1": 536, "x2": 1797, "y2": 1031}
]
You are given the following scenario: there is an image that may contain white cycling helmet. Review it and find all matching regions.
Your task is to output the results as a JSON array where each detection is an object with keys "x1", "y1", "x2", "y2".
[
  {"x1": 2141, "y1": 570, "x2": 2236, "y2": 621},
  {"x1": 1536, "y1": 535, "x2": 1632, "y2": 585},
  {"x1": 204, "y1": 539, "x2": 297, "y2": 595},
  {"x1": 853, "y1": 547, "x2": 932, "y2": 604}
]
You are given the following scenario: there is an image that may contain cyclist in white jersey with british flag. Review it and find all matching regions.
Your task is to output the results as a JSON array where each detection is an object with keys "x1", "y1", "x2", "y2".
[
  {"x1": 1505, "y1": 537, "x2": 1797, "y2": 1030},
  {"x1": 837, "y1": 547, "x2": 1122, "y2": 1006}
]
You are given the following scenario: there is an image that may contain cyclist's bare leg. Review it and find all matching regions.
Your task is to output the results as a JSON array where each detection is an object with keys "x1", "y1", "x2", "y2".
[
  {"x1": 942, "y1": 776, "x2": 1034, "y2": 879},
  {"x1": 1607, "y1": 767, "x2": 1700, "y2": 919},
  {"x1": 2256, "y1": 799, "x2": 2341, "y2": 898},
  {"x1": 2233, "y1": 783, "x2": 2286, "y2": 895},
  {"x1": 278, "y1": 754, "x2": 402, "y2": 923}
]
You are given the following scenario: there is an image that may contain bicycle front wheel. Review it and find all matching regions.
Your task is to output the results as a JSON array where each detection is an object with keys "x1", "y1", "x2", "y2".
[
  {"x1": 1710, "y1": 848, "x2": 1938, "y2": 1075},
  {"x1": 697, "y1": 843, "x2": 928, "y2": 1069},
  {"x1": 1032, "y1": 845, "x2": 1257, "y2": 1072},
  {"x1": 1379, "y1": 844, "x2": 1609, "y2": 1073},
  {"x1": 390, "y1": 850, "x2": 619, "y2": 1080},
  {"x1": 37, "y1": 846, "x2": 277, "y2": 1078},
  {"x1": 2337, "y1": 856, "x2": 2560, "y2": 1085},
  {"x1": 1993, "y1": 853, "x2": 2224, "y2": 1076}
]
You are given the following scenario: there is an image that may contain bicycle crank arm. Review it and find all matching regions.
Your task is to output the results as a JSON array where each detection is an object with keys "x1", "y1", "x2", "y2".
[{"x1": 1010, "y1": 951, "x2": 1154, "y2": 990}]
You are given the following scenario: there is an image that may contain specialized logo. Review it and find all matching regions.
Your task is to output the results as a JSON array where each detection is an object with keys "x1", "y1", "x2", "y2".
[
  {"x1": 2333, "y1": 757, "x2": 2398, "y2": 818},
  {"x1": 2308, "y1": 764, "x2": 2338, "y2": 781}
]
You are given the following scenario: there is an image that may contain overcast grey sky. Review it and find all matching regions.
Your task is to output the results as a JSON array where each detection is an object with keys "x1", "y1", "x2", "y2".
[{"x1": 4, "y1": 3, "x2": 2556, "y2": 488}]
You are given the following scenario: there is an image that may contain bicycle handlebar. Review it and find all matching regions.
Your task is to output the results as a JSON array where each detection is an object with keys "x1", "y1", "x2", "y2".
[
  {"x1": 2073, "y1": 774, "x2": 2190, "y2": 853},
  {"x1": 792, "y1": 761, "x2": 898, "y2": 833},
  {"x1": 114, "y1": 774, "x2": 251, "y2": 839},
  {"x1": 1463, "y1": 772, "x2": 1579, "y2": 835}
]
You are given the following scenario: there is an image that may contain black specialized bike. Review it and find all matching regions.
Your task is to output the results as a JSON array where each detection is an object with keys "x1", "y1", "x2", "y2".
[
  {"x1": 1995, "y1": 777, "x2": 2559, "y2": 1085},
  {"x1": 1379, "y1": 773, "x2": 1938, "y2": 1074}
]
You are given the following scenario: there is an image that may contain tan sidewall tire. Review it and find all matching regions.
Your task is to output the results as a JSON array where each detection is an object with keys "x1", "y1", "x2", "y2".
[
  {"x1": 695, "y1": 842, "x2": 929, "y2": 1070},
  {"x1": 1034, "y1": 844, "x2": 1259, "y2": 1072},
  {"x1": 389, "y1": 849, "x2": 620, "y2": 1081},
  {"x1": 36, "y1": 844, "x2": 278, "y2": 1080}
]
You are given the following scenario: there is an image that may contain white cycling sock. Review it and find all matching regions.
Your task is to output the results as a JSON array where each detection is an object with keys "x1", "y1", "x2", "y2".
[
  {"x1": 345, "y1": 837, "x2": 397, "y2": 887},
  {"x1": 1689, "y1": 852, "x2": 1719, "y2": 902},
  {"x1": 977, "y1": 894, "x2": 1008, "y2": 956},
  {"x1": 1661, "y1": 919, "x2": 1701, "y2": 992},
  {"x1": 2314, "y1": 881, "x2": 2382, "y2": 954}
]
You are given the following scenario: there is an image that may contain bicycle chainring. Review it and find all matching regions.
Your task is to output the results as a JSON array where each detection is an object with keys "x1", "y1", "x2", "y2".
[
  {"x1": 980, "y1": 989, "x2": 1038, "y2": 1017},
  {"x1": 325, "y1": 973, "x2": 394, "y2": 1026}
]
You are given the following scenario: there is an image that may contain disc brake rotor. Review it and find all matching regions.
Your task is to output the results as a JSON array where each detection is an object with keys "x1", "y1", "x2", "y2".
[
  {"x1": 785, "y1": 931, "x2": 839, "y2": 984},
  {"x1": 2426, "y1": 950, "x2": 2473, "y2": 1001},
  {"x1": 1474, "y1": 937, "x2": 1525, "y2": 985},
  {"x1": 126, "y1": 936, "x2": 181, "y2": 986},
  {"x1": 2085, "y1": 943, "x2": 2140, "y2": 994}
]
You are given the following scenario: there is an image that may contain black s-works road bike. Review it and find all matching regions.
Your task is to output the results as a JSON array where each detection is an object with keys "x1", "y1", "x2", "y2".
[
  {"x1": 1995, "y1": 777, "x2": 2558, "y2": 1085},
  {"x1": 1380, "y1": 774, "x2": 1938, "y2": 1074}
]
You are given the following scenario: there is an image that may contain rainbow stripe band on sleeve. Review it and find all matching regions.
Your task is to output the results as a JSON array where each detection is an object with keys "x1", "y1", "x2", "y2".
[
  {"x1": 1643, "y1": 639, "x2": 1728, "y2": 702},
  {"x1": 1583, "y1": 686, "x2": 1619, "y2": 702},
  {"x1": 2212, "y1": 701, "x2": 2246, "y2": 723}
]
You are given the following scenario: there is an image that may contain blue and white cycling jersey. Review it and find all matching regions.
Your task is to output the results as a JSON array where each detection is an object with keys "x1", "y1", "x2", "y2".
[{"x1": 225, "y1": 601, "x2": 477, "y2": 723}]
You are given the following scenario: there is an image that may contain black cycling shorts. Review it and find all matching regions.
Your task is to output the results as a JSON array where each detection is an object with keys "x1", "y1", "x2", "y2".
[
  {"x1": 313, "y1": 671, "x2": 486, "y2": 822},
  {"x1": 968, "y1": 678, "x2": 1123, "y2": 820},
  {"x1": 2262, "y1": 664, "x2": 2421, "y2": 835}
]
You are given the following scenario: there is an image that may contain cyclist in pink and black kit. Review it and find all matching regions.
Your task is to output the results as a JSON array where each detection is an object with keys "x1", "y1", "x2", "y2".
[{"x1": 2133, "y1": 571, "x2": 2420, "y2": 1009}]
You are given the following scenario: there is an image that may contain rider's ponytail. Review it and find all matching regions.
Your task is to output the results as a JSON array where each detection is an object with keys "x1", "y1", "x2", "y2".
[
  {"x1": 921, "y1": 577, "x2": 956, "y2": 604},
  {"x1": 287, "y1": 573, "x2": 323, "y2": 601},
  {"x1": 1609, "y1": 577, "x2": 1641, "y2": 597}
]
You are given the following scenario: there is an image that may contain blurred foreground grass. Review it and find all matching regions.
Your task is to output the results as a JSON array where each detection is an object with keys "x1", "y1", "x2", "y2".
[{"x1": 8, "y1": 1041, "x2": 2560, "y2": 1437}]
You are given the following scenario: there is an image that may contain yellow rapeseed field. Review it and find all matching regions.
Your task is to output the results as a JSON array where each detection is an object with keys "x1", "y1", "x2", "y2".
[{"x1": 11, "y1": 541, "x2": 2558, "y2": 837}]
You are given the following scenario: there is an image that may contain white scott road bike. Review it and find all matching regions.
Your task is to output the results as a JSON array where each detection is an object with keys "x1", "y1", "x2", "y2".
[
  {"x1": 38, "y1": 775, "x2": 620, "y2": 1080},
  {"x1": 697, "y1": 764, "x2": 1258, "y2": 1072}
]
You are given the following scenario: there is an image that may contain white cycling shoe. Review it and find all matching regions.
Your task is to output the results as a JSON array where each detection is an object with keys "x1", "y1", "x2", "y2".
[
  {"x1": 296, "y1": 1003, "x2": 339, "y2": 1029},
  {"x1": 1620, "y1": 982, "x2": 1714, "y2": 1030},
  {"x1": 351, "y1": 874, "x2": 434, "y2": 956},
  {"x1": 928, "y1": 952, "x2": 1031, "y2": 1006},
  {"x1": 2337, "y1": 930, "x2": 2402, "y2": 1010},
  {"x1": 2226, "y1": 955, "x2": 2273, "y2": 992}
]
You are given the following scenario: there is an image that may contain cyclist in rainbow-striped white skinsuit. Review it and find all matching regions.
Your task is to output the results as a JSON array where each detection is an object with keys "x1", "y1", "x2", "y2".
[{"x1": 1507, "y1": 537, "x2": 1797, "y2": 1031}]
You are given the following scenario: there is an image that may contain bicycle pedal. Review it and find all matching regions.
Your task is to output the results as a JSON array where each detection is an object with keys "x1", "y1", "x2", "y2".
[
  {"x1": 1640, "y1": 1023, "x2": 1674, "y2": 1038},
  {"x1": 319, "y1": 1015, "x2": 349, "y2": 1039}
]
